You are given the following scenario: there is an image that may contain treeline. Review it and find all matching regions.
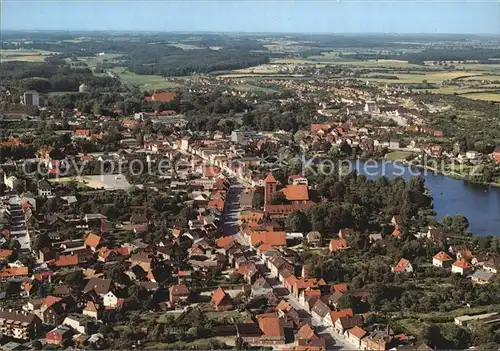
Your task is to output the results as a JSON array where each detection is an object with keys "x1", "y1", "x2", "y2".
[
  {"x1": 1, "y1": 61, "x2": 120, "y2": 94},
  {"x1": 4, "y1": 35, "x2": 272, "y2": 77},
  {"x1": 125, "y1": 50, "x2": 270, "y2": 77},
  {"x1": 343, "y1": 48, "x2": 500, "y2": 63}
]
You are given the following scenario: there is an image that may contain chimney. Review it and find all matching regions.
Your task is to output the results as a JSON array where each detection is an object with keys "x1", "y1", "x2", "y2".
[{"x1": 386, "y1": 324, "x2": 390, "y2": 336}]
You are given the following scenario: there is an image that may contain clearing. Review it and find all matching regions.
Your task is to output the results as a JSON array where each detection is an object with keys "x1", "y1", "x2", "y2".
[
  {"x1": 386, "y1": 151, "x2": 415, "y2": 161},
  {"x1": 107, "y1": 67, "x2": 185, "y2": 90},
  {"x1": 1, "y1": 49, "x2": 57, "y2": 62}
]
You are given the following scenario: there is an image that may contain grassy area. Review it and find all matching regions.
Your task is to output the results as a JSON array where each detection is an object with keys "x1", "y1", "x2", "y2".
[
  {"x1": 155, "y1": 311, "x2": 183, "y2": 323},
  {"x1": 460, "y1": 92, "x2": 500, "y2": 102},
  {"x1": 1, "y1": 49, "x2": 57, "y2": 62},
  {"x1": 144, "y1": 337, "x2": 233, "y2": 350},
  {"x1": 386, "y1": 151, "x2": 415, "y2": 161},
  {"x1": 230, "y1": 83, "x2": 278, "y2": 93},
  {"x1": 108, "y1": 67, "x2": 185, "y2": 90},
  {"x1": 206, "y1": 310, "x2": 246, "y2": 322},
  {"x1": 361, "y1": 71, "x2": 482, "y2": 84}
]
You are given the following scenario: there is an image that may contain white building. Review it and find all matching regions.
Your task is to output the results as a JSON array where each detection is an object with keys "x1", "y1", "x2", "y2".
[
  {"x1": 466, "y1": 151, "x2": 479, "y2": 160},
  {"x1": 20, "y1": 90, "x2": 40, "y2": 107}
]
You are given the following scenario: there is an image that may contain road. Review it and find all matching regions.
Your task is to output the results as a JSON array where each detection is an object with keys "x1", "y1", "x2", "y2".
[{"x1": 221, "y1": 178, "x2": 247, "y2": 245}]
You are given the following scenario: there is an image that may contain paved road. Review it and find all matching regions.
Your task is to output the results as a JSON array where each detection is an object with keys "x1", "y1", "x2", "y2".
[{"x1": 221, "y1": 179, "x2": 247, "y2": 245}]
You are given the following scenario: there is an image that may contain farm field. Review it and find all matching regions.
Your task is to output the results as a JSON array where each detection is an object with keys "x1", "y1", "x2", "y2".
[
  {"x1": 229, "y1": 83, "x2": 278, "y2": 93},
  {"x1": 361, "y1": 71, "x2": 483, "y2": 84},
  {"x1": 460, "y1": 92, "x2": 500, "y2": 102},
  {"x1": 1, "y1": 49, "x2": 57, "y2": 62},
  {"x1": 107, "y1": 67, "x2": 185, "y2": 90},
  {"x1": 78, "y1": 53, "x2": 123, "y2": 69},
  {"x1": 386, "y1": 151, "x2": 415, "y2": 161}
]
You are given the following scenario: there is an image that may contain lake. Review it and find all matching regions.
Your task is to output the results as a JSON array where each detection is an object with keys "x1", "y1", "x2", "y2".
[{"x1": 351, "y1": 161, "x2": 500, "y2": 236}]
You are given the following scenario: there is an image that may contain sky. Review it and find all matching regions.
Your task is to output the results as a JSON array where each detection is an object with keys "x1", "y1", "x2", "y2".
[{"x1": 2, "y1": 0, "x2": 500, "y2": 34}]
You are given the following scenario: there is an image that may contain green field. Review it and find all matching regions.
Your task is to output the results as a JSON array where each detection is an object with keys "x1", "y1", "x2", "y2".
[
  {"x1": 460, "y1": 92, "x2": 500, "y2": 102},
  {"x1": 386, "y1": 151, "x2": 415, "y2": 161},
  {"x1": 1, "y1": 49, "x2": 57, "y2": 62},
  {"x1": 107, "y1": 67, "x2": 185, "y2": 90}
]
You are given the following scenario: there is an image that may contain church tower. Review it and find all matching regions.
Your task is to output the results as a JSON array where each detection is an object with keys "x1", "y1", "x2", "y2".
[{"x1": 264, "y1": 172, "x2": 278, "y2": 206}]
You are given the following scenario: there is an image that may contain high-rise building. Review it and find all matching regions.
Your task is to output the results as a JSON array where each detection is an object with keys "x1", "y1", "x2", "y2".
[{"x1": 20, "y1": 90, "x2": 40, "y2": 107}]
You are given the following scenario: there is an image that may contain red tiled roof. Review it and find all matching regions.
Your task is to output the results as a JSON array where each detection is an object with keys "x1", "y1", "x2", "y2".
[
  {"x1": 53, "y1": 254, "x2": 78, "y2": 267},
  {"x1": 297, "y1": 323, "x2": 317, "y2": 340},
  {"x1": 85, "y1": 233, "x2": 102, "y2": 248},
  {"x1": 211, "y1": 287, "x2": 229, "y2": 306},
  {"x1": 330, "y1": 239, "x2": 349, "y2": 252},
  {"x1": 453, "y1": 258, "x2": 472, "y2": 269},
  {"x1": 216, "y1": 236, "x2": 235, "y2": 248},
  {"x1": 256, "y1": 313, "x2": 284, "y2": 338},
  {"x1": 0, "y1": 266, "x2": 29, "y2": 278},
  {"x1": 74, "y1": 129, "x2": 90, "y2": 136},
  {"x1": 151, "y1": 92, "x2": 177, "y2": 103},
  {"x1": 281, "y1": 184, "x2": 309, "y2": 201},
  {"x1": 0, "y1": 249, "x2": 13, "y2": 260},
  {"x1": 433, "y1": 251, "x2": 453, "y2": 262},
  {"x1": 330, "y1": 308, "x2": 353, "y2": 323},
  {"x1": 311, "y1": 124, "x2": 332, "y2": 133},
  {"x1": 264, "y1": 172, "x2": 277, "y2": 183},
  {"x1": 348, "y1": 326, "x2": 367, "y2": 339},
  {"x1": 42, "y1": 296, "x2": 62, "y2": 308},
  {"x1": 392, "y1": 258, "x2": 410, "y2": 273},
  {"x1": 250, "y1": 231, "x2": 286, "y2": 247},
  {"x1": 333, "y1": 283, "x2": 349, "y2": 293},
  {"x1": 203, "y1": 165, "x2": 221, "y2": 178}
]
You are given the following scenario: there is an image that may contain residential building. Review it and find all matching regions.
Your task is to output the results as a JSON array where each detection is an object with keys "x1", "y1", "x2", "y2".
[
  {"x1": 391, "y1": 258, "x2": 413, "y2": 274},
  {"x1": 169, "y1": 284, "x2": 190, "y2": 306},
  {"x1": 0, "y1": 310, "x2": 42, "y2": 340},
  {"x1": 211, "y1": 287, "x2": 233, "y2": 311},
  {"x1": 20, "y1": 91, "x2": 40, "y2": 107},
  {"x1": 452, "y1": 259, "x2": 473, "y2": 276},
  {"x1": 433, "y1": 251, "x2": 453, "y2": 268}
]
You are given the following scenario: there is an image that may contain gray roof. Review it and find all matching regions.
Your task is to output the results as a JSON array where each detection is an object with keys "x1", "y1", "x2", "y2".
[
  {"x1": 311, "y1": 300, "x2": 330, "y2": 318},
  {"x1": 470, "y1": 269, "x2": 496, "y2": 282}
]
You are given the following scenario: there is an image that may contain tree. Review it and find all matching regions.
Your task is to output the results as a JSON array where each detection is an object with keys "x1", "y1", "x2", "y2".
[
  {"x1": 285, "y1": 211, "x2": 310, "y2": 232},
  {"x1": 420, "y1": 324, "x2": 444, "y2": 349},
  {"x1": 269, "y1": 192, "x2": 288, "y2": 205},
  {"x1": 33, "y1": 232, "x2": 51, "y2": 251},
  {"x1": 252, "y1": 187, "x2": 264, "y2": 209},
  {"x1": 338, "y1": 293, "x2": 354, "y2": 309},
  {"x1": 235, "y1": 336, "x2": 249, "y2": 350}
]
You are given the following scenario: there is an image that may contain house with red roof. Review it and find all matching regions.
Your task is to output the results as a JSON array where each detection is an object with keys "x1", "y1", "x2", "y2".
[
  {"x1": 255, "y1": 312, "x2": 286, "y2": 345},
  {"x1": 492, "y1": 146, "x2": 500, "y2": 163},
  {"x1": 328, "y1": 308, "x2": 353, "y2": 327},
  {"x1": 145, "y1": 91, "x2": 177, "y2": 103},
  {"x1": 73, "y1": 129, "x2": 90, "y2": 139},
  {"x1": 329, "y1": 239, "x2": 349, "y2": 253},
  {"x1": 346, "y1": 326, "x2": 367, "y2": 348},
  {"x1": 452, "y1": 259, "x2": 473, "y2": 276},
  {"x1": 211, "y1": 287, "x2": 234, "y2": 311},
  {"x1": 250, "y1": 231, "x2": 286, "y2": 248},
  {"x1": 333, "y1": 283, "x2": 349, "y2": 294},
  {"x1": 433, "y1": 251, "x2": 453, "y2": 268},
  {"x1": 392, "y1": 258, "x2": 413, "y2": 274}
]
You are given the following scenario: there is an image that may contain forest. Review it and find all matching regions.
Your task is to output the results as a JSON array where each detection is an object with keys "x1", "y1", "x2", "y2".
[{"x1": 0, "y1": 61, "x2": 121, "y2": 94}]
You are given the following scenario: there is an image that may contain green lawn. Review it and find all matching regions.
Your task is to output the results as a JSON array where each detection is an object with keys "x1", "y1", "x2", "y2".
[
  {"x1": 386, "y1": 151, "x2": 415, "y2": 161},
  {"x1": 206, "y1": 310, "x2": 246, "y2": 322},
  {"x1": 108, "y1": 67, "x2": 185, "y2": 90},
  {"x1": 0, "y1": 49, "x2": 57, "y2": 62},
  {"x1": 460, "y1": 92, "x2": 500, "y2": 102}
]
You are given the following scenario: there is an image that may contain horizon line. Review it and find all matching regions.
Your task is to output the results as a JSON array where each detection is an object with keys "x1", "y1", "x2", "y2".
[{"x1": 2, "y1": 29, "x2": 499, "y2": 36}]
